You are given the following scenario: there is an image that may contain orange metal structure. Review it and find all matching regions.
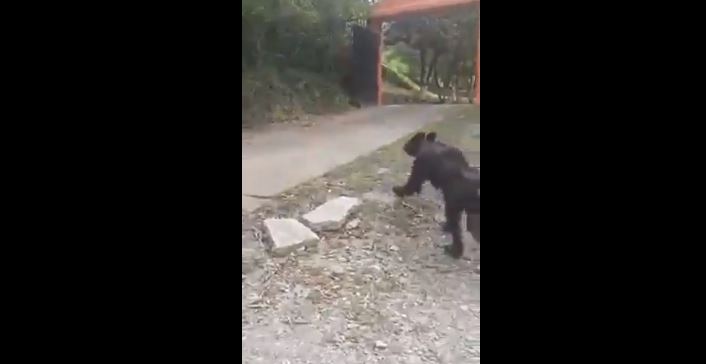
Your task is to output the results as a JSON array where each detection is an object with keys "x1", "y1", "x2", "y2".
[{"x1": 369, "y1": 0, "x2": 480, "y2": 105}]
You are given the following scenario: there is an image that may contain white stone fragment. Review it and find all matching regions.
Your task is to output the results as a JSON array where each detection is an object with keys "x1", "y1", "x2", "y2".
[
  {"x1": 264, "y1": 218, "x2": 319, "y2": 257},
  {"x1": 303, "y1": 196, "x2": 361, "y2": 231}
]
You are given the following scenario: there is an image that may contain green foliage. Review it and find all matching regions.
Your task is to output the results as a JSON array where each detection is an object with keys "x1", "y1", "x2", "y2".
[
  {"x1": 242, "y1": 67, "x2": 351, "y2": 127},
  {"x1": 382, "y1": 7, "x2": 479, "y2": 89},
  {"x1": 242, "y1": 0, "x2": 371, "y2": 126},
  {"x1": 241, "y1": 0, "x2": 479, "y2": 124},
  {"x1": 384, "y1": 44, "x2": 417, "y2": 77},
  {"x1": 242, "y1": 0, "x2": 370, "y2": 73}
]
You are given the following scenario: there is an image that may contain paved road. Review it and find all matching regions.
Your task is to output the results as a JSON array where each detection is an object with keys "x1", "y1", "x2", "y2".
[{"x1": 242, "y1": 105, "x2": 453, "y2": 211}]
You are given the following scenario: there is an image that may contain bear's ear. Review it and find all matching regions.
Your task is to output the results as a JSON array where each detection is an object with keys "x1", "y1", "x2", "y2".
[
  {"x1": 425, "y1": 132, "x2": 437, "y2": 142},
  {"x1": 403, "y1": 132, "x2": 426, "y2": 156},
  {"x1": 408, "y1": 132, "x2": 426, "y2": 146}
]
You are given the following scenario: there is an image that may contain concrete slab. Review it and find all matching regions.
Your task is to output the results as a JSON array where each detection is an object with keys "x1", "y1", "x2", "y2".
[
  {"x1": 264, "y1": 218, "x2": 320, "y2": 257},
  {"x1": 302, "y1": 196, "x2": 361, "y2": 231}
]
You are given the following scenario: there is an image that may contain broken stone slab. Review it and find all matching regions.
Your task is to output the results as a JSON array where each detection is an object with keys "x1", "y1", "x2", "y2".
[
  {"x1": 264, "y1": 218, "x2": 320, "y2": 257},
  {"x1": 302, "y1": 196, "x2": 361, "y2": 231}
]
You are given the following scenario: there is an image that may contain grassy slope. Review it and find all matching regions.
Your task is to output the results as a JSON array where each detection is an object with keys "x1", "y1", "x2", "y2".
[
  {"x1": 242, "y1": 68, "x2": 352, "y2": 128},
  {"x1": 242, "y1": 44, "x2": 443, "y2": 128}
]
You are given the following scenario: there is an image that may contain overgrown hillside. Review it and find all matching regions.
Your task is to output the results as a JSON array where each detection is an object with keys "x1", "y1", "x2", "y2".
[{"x1": 241, "y1": 0, "x2": 369, "y2": 128}]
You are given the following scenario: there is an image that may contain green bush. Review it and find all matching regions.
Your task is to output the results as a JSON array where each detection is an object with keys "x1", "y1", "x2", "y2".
[{"x1": 242, "y1": 0, "x2": 370, "y2": 126}]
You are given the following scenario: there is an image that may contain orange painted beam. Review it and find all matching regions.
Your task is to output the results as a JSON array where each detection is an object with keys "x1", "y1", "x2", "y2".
[{"x1": 371, "y1": 0, "x2": 479, "y2": 21}]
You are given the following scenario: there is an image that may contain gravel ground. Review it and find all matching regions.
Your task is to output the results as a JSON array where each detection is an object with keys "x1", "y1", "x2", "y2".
[{"x1": 242, "y1": 106, "x2": 480, "y2": 364}]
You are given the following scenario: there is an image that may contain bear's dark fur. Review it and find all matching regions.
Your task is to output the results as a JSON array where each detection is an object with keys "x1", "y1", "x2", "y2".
[{"x1": 393, "y1": 132, "x2": 480, "y2": 258}]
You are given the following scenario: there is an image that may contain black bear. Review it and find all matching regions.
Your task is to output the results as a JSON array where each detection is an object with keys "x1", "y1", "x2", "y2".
[{"x1": 393, "y1": 132, "x2": 480, "y2": 258}]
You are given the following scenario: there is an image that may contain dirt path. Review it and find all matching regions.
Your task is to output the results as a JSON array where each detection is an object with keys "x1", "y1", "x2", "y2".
[
  {"x1": 242, "y1": 106, "x2": 480, "y2": 364},
  {"x1": 242, "y1": 105, "x2": 456, "y2": 211}
]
